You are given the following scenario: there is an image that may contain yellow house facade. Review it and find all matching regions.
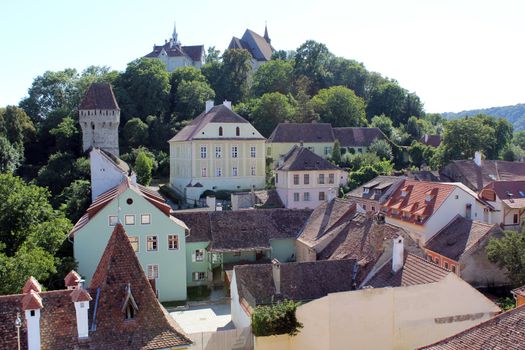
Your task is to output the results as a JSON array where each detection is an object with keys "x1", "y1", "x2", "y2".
[{"x1": 169, "y1": 101, "x2": 266, "y2": 202}]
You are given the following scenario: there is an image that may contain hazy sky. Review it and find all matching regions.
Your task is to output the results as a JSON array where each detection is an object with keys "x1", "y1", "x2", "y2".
[{"x1": 1, "y1": 0, "x2": 523, "y2": 112}]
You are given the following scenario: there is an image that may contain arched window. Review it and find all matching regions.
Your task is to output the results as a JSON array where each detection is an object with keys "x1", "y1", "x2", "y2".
[
  {"x1": 219, "y1": 126, "x2": 223, "y2": 136},
  {"x1": 236, "y1": 127, "x2": 240, "y2": 136},
  {"x1": 91, "y1": 122, "x2": 95, "y2": 130}
]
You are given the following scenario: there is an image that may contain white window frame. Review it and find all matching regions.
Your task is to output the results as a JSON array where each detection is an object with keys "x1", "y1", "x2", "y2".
[
  {"x1": 193, "y1": 249, "x2": 205, "y2": 262},
  {"x1": 304, "y1": 174, "x2": 310, "y2": 185},
  {"x1": 328, "y1": 173, "x2": 335, "y2": 184},
  {"x1": 304, "y1": 192, "x2": 310, "y2": 201},
  {"x1": 231, "y1": 146, "x2": 238, "y2": 158},
  {"x1": 324, "y1": 146, "x2": 331, "y2": 155},
  {"x1": 215, "y1": 167, "x2": 222, "y2": 177},
  {"x1": 250, "y1": 165, "x2": 256, "y2": 176},
  {"x1": 193, "y1": 272, "x2": 206, "y2": 281},
  {"x1": 232, "y1": 167, "x2": 238, "y2": 176},
  {"x1": 293, "y1": 192, "x2": 300, "y2": 202},
  {"x1": 129, "y1": 236, "x2": 139, "y2": 252},
  {"x1": 250, "y1": 146, "x2": 256, "y2": 158},
  {"x1": 318, "y1": 174, "x2": 325, "y2": 185},
  {"x1": 147, "y1": 235, "x2": 158, "y2": 252},
  {"x1": 319, "y1": 191, "x2": 325, "y2": 201},
  {"x1": 125, "y1": 215, "x2": 135, "y2": 225},
  {"x1": 201, "y1": 167, "x2": 207, "y2": 177},
  {"x1": 147, "y1": 264, "x2": 159, "y2": 279},
  {"x1": 200, "y1": 146, "x2": 207, "y2": 159},
  {"x1": 293, "y1": 174, "x2": 300, "y2": 185},
  {"x1": 109, "y1": 215, "x2": 118, "y2": 226},
  {"x1": 141, "y1": 214, "x2": 151, "y2": 225},
  {"x1": 167, "y1": 234, "x2": 179, "y2": 250},
  {"x1": 215, "y1": 146, "x2": 222, "y2": 158}
]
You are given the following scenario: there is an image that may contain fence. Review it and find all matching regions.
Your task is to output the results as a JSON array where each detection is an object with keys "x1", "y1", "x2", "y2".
[{"x1": 189, "y1": 327, "x2": 253, "y2": 350}]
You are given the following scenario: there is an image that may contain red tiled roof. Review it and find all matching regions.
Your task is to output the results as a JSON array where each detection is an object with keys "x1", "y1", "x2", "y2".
[
  {"x1": 418, "y1": 305, "x2": 525, "y2": 349},
  {"x1": 64, "y1": 270, "x2": 81, "y2": 288},
  {"x1": 88, "y1": 224, "x2": 191, "y2": 348},
  {"x1": 365, "y1": 254, "x2": 450, "y2": 288},
  {"x1": 480, "y1": 180, "x2": 525, "y2": 204},
  {"x1": 382, "y1": 180, "x2": 456, "y2": 224},
  {"x1": 21, "y1": 290, "x2": 43, "y2": 310},
  {"x1": 22, "y1": 276, "x2": 42, "y2": 294},
  {"x1": 79, "y1": 83, "x2": 119, "y2": 110}
]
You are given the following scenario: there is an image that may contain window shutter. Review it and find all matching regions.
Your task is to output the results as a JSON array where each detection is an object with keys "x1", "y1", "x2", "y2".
[{"x1": 192, "y1": 253, "x2": 196, "y2": 262}]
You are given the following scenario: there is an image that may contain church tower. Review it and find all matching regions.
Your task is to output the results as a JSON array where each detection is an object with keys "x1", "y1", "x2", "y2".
[{"x1": 79, "y1": 83, "x2": 120, "y2": 156}]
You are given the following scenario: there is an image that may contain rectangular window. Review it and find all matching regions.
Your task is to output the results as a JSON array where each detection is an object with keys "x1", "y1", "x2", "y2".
[
  {"x1": 200, "y1": 146, "x2": 207, "y2": 159},
  {"x1": 194, "y1": 249, "x2": 205, "y2": 262},
  {"x1": 233, "y1": 251, "x2": 241, "y2": 257},
  {"x1": 231, "y1": 146, "x2": 238, "y2": 158},
  {"x1": 250, "y1": 166, "x2": 256, "y2": 176},
  {"x1": 514, "y1": 214, "x2": 519, "y2": 224},
  {"x1": 147, "y1": 264, "x2": 159, "y2": 279},
  {"x1": 304, "y1": 192, "x2": 310, "y2": 201},
  {"x1": 147, "y1": 236, "x2": 158, "y2": 251},
  {"x1": 318, "y1": 174, "x2": 325, "y2": 184},
  {"x1": 324, "y1": 146, "x2": 332, "y2": 155},
  {"x1": 319, "y1": 191, "x2": 325, "y2": 201},
  {"x1": 465, "y1": 203, "x2": 472, "y2": 219},
  {"x1": 275, "y1": 173, "x2": 279, "y2": 183},
  {"x1": 250, "y1": 146, "x2": 256, "y2": 158},
  {"x1": 109, "y1": 215, "x2": 118, "y2": 226},
  {"x1": 294, "y1": 174, "x2": 300, "y2": 185},
  {"x1": 232, "y1": 167, "x2": 238, "y2": 176},
  {"x1": 372, "y1": 206, "x2": 375, "y2": 211},
  {"x1": 444, "y1": 261, "x2": 449, "y2": 270},
  {"x1": 193, "y1": 272, "x2": 206, "y2": 281},
  {"x1": 357, "y1": 148, "x2": 363, "y2": 153},
  {"x1": 328, "y1": 174, "x2": 335, "y2": 184},
  {"x1": 125, "y1": 215, "x2": 135, "y2": 225},
  {"x1": 215, "y1": 146, "x2": 222, "y2": 158},
  {"x1": 293, "y1": 193, "x2": 300, "y2": 202},
  {"x1": 141, "y1": 214, "x2": 151, "y2": 225},
  {"x1": 304, "y1": 174, "x2": 310, "y2": 185},
  {"x1": 168, "y1": 235, "x2": 179, "y2": 250},
  {"x1": 201, "y1": 167, "x2": 207, "y2": 177},
  {"x1": 215, "y1": 167, "x2": 222, "y2": 177},
  {"x1": 451, "y1": 265, "x2": 457, "y2": 274},
  {"x1": 434, "y1": 257, "x2": 440, "y2": 265},
  {"x1": 129, "y1": 236, "x2": 139, "y2": 252}
]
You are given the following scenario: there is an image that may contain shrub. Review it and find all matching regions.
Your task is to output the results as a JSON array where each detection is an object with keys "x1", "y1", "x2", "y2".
[{"x1": 252, "y1": 300, "x2": 303, "y2": 337}]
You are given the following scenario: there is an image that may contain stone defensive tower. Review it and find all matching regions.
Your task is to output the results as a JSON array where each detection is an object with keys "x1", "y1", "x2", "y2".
[{"x1": 79, "y1": 83, "x2": 120, "y2": 156}]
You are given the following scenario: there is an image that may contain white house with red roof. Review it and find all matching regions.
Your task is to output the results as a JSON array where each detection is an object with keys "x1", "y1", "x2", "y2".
[
  {"x1": 382, "y1": 180, "x2": 494, "y2": 244},
  {"x1": 478, "y1": 180, "x2": 525, "y2": 230}
]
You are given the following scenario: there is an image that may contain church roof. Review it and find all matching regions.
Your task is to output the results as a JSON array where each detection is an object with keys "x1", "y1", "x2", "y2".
[
  {"x1": 228, "y1": 28, "x2": 275, "y2": 62},
  {"x1": 144, "y1": 42, "x2": 204, "y2": 62},
  {"x1": 79, "y1": 83, "x2": 120, "y2": 110}
]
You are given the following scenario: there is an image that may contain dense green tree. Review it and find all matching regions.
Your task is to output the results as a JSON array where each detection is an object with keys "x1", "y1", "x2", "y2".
[
  {"x1": 0, "y1": 137, "x2": 22, "y2": 173},
  {"x1": 49, "y1": 116, "x2": 81, "y2": 154},
  {"x1": 487, "y1": 229, "x2": 525, "y2": 285},
  {"x1": 135, "y1": 150, "x2": 154, "y2": 186},
  {"x1": 58, "y1": 180, "x2": 91, "y2": 223},
  {"x1": 201, "y1": 61, "x2": 223, "y2": 100},
  {"x1": 294, "y1": 40, "x2": 334, "y2": 94},
  {"x1": 205, "y1": 46, "x2": 221, "y2": 64},
  {"x1": 220, "y1": 49, "x2": 252, "y2": 103},
  {"x1": 327, "y1": 57, "x2": 368, "y2": 98},
  {"x1": 332, "y1": 139, "x2": 342, "y2": 164},
  {"x1": 366, "y1": 81, "x2": 423, "y2": 125},
  {"x1": 310, "y1": 86, "x2": 366, "y2": 127},
  {"x1": 114, "y1": 58, "x2": 170, "y2": 121},
  {"x1": 36, "y1": 152, "x2": 89, "y2": 197},
  {"x1": 123, "y1": 117, "x2": 149, "y2": 149},
  {"x1": 169, "y1": 67, "x2": 207, "y2": 99},
  {"x1": 369, "y1": 139, "x2": 393, "y2": 160},
  {"x1": 405, "y1": 116, "x2": 423, "y2": 140},
  {"x1": 233, "y1": 99, "x2": 258, "y2": 123},
  {"x1": 513, "y1": 131, "x2": 525, "y2": 150},
  {"x1": 441, "y1": 117, "x2": 495, "y2": 162},
  {"x1": 271, "y1": 50, "x2": 294, "y2": 60},
  {"x1": 173, "y1": 80, "x2": 215, "y2": 120},
  {"x1": 0, "y1": 106, "x2": 35, "y2": 149},
  {"x1": 370, "y1": 114, "x2": 394, "y2": 138},
  {"x1": 251, "y1": 93, "x2": 297, "y2": 137},
  {"x1": 408, "y1": 141, "x2": 436, "y2": 167},
  {"x1": 251, "y1": 60, "x2": 294, "y2": 97},
  {"x1": 121, "y1": 147, "x2": 158, "y2": 173},
  {"x1": 19, "y1": 69, "x2": 79, "y2": 123}
]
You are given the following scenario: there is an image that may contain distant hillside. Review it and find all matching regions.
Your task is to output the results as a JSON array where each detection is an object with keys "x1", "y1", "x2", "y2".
[{"x1": 442, "y1": 103, "x2": 525, "y2": 130}]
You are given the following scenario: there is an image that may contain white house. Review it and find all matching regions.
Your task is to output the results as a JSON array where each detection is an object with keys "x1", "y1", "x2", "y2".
[
  {"x1": 478, "y1": 180, "x2": 525, "y2": 230},
  {"x1": 169, "y1": 100, "x2": 266, "y2": 202},
  {"x1": 89, "y1": 148, "x2": 136, "y2": 201},
  {"x1": 275, "y1": 146, "x2": 345, "y2": 209},
  {"x1": 382, "y1": 180, "x2": 494, "y2": 244}
]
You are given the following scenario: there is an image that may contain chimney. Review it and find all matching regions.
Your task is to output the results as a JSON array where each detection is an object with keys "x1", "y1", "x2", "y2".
[
  {"x1": 272, "y1": 259, "x2": 281, "y2": 295},
  {"x1": 205, "y1": 100, "x2": 214, "y2": 113},
  {"x1": 474, "y1": 151, "x2": 482, "y2": 167},
  {"x1": 424, "y1": 134, "x2": 429, "y2": 143},
  {"x1": 223, "y1": 100, "x2": 232, "y2": 110},
  {"x1": 70, "y1": 280, "x2": 92, "y2": 339},
  {"x1": 392, "y1": 236, "x2": 404, "y2": 273},
  {"x1": 22, "y1": 290, "x2": 43, "y2": 350},
  {"x1": 64, "y1": 270, "x2": 81, "y2": 290}
]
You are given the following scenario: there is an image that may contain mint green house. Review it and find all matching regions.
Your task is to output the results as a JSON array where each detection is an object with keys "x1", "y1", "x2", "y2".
[{"x1": 70, "y1": 179, "x2": 189, "y2": 302}]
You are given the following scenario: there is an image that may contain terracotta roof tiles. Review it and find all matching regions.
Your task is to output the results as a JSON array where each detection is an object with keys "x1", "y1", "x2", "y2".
[
  {"x1": 79, "y1": 83, "x2": 119, "y2": 110},
  {"x1": 22, "y1": 276, "x2": 42, "y2": 294}
]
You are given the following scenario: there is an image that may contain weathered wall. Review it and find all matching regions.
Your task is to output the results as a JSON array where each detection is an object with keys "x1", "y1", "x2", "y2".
[{"x1": 255, "y1": 334, "x2": 290, "y2": 350}]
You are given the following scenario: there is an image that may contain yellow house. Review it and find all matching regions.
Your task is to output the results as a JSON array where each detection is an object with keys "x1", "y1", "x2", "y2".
[{"x1": 169, "y1": 100, "x2": 266, "y2": 202}]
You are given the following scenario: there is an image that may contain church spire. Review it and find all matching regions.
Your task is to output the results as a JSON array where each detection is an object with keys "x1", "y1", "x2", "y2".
[
  {"x1": 172, "y1": 21, "x2": 179, "y2": 45},
  {"x1": 263, "y1": 21, "x2": 271, "y2": 44}
]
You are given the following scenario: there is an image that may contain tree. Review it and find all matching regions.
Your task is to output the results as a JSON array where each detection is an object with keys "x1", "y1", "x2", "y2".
[
  {"x1": 251, "y1": 60, "x2": 294, "y2": 97},
  {"x1": 173, "y1": 80, "x2": 215, "y2": 120},
  {"x1": 251, "y1": 93, "x2": 297, "y2": 137},
  {"x1": 252, "y1": 300, "x2": 303, "y2": 337},
  {"x1": 513, "y1": 131, "x2": 525, "y2": 150},
  {"x1": 487, "y1": 229, "x2": 525, "y2": 285},
  {"x1": 168, "y1": 66, "x2": 208, "y2": 113},
  {"x1": 370, "y1": 114, "x2": 394, "y2": 138},
  {"x1": 294, "y1": 40, "x2": 334, "y2": 95},
  {"x1": 369, "y1": 139, "x2": 393, "y2": 160},
  {"x1": 135, "y1": 150, "x2": 154, "y2": 186},
  {"x1": 220, "y1": 49, "x2": 252, "y2": 103},
  {"x1": 0, "y1": 173, "x2": 72, "y2": 294},
  {"x1": 326, "y1": 57, "x2": 368, "y2": 98},
  {"x1": 49, "y1": 116, "x2": 81, "y2": 154},
  {"x1": 114, "y1": 58, "x2": 170, "y2": 121},
  {"x1": 59, "y1": 180, "x2": 91, "y2": 223},
  {"x1": 332, "y1": 139, "x2": 342, "y2": 165},
  {"x1": 123, "y1": 118, "x2": 149, "y2": 149},
  {"x1": 0, "y1": 137, "x2": 22, "y2": 173},
  {"x1": 441, "y1": 117, "x2": 496, "y2": 162},
  {"x1": 0, "y1": 106, "x2": 35, "y2": 149},
  {"x1": 405, "y1": 116, "x2": 423, "y2": 140},
  {"x1": 408, "y1": 141, "x2": 436, "y2": 167},
  {"x1": 37, "y1": 152, "x2": 79, "y2": 196},
  {"x1": 310, "y1": 86, "x2": 366, "y2": 127}
]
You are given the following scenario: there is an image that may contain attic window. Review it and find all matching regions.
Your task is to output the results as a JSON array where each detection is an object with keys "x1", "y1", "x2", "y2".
[
  {"x1": 363, "y1": 188, "x2": 370, "y2": 194},
  {"x1": 122, "y1": 283, "x2": 138, "y2": 320},
  {"x1": 401, "y1": 190, "x2": 408, "y2": 197},
  {"x1": 126, "y1": 198, "x2": 133, "y2": 205},
  {"x1": 425, "y1": 194, "x2": 432, "y2": 202},
  {"x1": 236, "y1": 127, "x2": 240, "y2": 136},
  {"x1": 219, "y1": 126, "x2": 223, "y2": 136}
]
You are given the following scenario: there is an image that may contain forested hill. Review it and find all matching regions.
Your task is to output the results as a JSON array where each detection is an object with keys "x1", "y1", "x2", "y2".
[{"x1": 442, "y1": 103, "x2": 525, "y2": 130}]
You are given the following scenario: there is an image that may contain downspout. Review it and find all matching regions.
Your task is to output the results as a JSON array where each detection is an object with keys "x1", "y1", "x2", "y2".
[{"x1": 90, "y1": 288, "x2": 101, "y2": 331}]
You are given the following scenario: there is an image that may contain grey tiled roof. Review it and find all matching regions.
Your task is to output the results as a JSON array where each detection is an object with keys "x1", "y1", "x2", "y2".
[
  {"x1": 267, "y1": 123, "x2": 335, "y2": 143},
  {"x1": 347, "y1": 175, "x2": 403, "y2": 200},
  {"x1": 277, "y1": 146, "x2": 341, "y2": 171},
  {"x1": 228, "y1": 29, "x2": 274, "y2": 61},
  {"x1": 333, "y1": 127, "x2": 386, "y2": 147},
  {"x1": 144, "y1": 42, "x2": 204, "y2": 62}
]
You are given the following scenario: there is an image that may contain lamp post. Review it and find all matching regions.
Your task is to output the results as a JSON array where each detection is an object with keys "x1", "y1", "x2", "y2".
[{"x1": 15, "y1": 312, "x2": 22, "y2": 350}]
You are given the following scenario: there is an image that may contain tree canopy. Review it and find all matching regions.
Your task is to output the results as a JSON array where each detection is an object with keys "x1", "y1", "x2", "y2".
[{"x1": 310, "y1": 86, "x2": 366, "y2": 127}]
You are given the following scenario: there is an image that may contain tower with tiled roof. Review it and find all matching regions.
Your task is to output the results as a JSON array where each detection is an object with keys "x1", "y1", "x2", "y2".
[{"x1": 79, "y1": 83, "x2": 120, "y2": 156}]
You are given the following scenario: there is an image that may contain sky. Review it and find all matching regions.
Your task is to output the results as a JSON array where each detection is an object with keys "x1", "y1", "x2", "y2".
[{"x1": 1, "y1": 0, "x2": 524, "y2": 113}]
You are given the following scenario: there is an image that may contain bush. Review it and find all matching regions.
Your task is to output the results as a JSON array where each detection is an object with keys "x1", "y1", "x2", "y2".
[
  {"x1": 158, "y1": 185, "x2": 180, "y2": 204},
  {"x1": 252, "y1": 300, "x2": 303, "y2": 337}
]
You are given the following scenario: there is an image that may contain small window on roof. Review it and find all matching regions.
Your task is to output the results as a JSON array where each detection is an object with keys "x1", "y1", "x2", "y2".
[{"x1": 363, "y1": 187, "x2": 370, "y2": 194}]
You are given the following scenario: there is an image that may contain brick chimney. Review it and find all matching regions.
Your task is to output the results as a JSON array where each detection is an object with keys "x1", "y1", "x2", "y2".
[
  {"x1": 392, "y1": 236, "x2": 404, "y2": 273},
  {"x1": 205, "y1": 100, "x2": 214, "y2": 113},
  {"x1": 22, "y1": 289, "x2": 43, "y2": 350},
  {"x1": 272, "y1": 259, "x2": 281, "y2": 295},
  {"x1": 70, "y1": 280, "x2": 92, "y2": 339}
]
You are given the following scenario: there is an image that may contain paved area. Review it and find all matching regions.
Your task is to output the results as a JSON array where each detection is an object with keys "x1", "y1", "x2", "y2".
[{"x1": 170, "y1": 303, "x2": 234, "y2": 334}]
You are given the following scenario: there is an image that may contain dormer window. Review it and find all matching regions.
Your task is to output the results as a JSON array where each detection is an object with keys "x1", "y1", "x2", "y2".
[
  {"x1": 236, "y1": 127, "x2": 240, "y2": 136},
  {"x1": 219, "y1": 126, "x2": 223, "y2": 136},
  {"x1": 401, "y1": 190, "x2": 408, "y2": 197},
  {"x1": 363, "y1": 188, "x2": 370, "y2": 194},
  {"x1": 425, "y1": 194, "x2": 432, "y2": 202},
  {"x1": 416, "y1": 215, "x2": 424, "y2": 223},
  {"x1": 122, "y1": 283, "x2": 138, "y2": 320}
]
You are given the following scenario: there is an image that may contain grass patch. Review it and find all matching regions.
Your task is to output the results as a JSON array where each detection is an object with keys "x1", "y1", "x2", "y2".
[{"x1": 188, "y1": 286, "x2": 211, "y2": 301}]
